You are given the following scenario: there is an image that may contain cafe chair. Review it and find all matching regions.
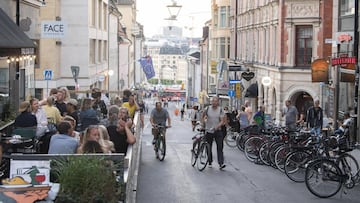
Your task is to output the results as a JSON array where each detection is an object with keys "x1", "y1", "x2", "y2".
[{"x1": 12, "y1": 127, "x2": 38, "y2": 153}]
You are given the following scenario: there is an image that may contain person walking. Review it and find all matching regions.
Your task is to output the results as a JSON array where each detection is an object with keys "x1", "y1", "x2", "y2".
[
  {"x1": 190, "y1": 106, "x2": 200, "y2": 131},
  {"x1": 253, "y1": 106, "x2": 266, "y2": 130},
  {"x1": 237, "y1": 106, "x2": 250, "y2": 129},
  {"x1": 282, "y1": 100, "x2": 299, "y2": 132},
  {"x1": 306, "y1": 99, "x2": 323, "y2": 140},
  {"x1": 201, "y1": 96, "x2": 227, "y2": 169}
]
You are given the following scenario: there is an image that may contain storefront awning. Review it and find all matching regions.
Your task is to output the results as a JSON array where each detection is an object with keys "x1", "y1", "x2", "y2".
[
  {"x1": 245, "y1": 83, "x2": 258, "y2": 98},
  {"x1": 0, "y1": 8, "x2": 36, "y2": 56}
]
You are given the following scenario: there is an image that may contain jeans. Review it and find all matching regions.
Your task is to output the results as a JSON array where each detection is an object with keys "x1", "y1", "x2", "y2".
[
  {"x1": 205, "y1": 130, "x2": 225, "y2": 165},
  {"x1": 310, "y1": 127, "x2": 321, "y2": 143}
]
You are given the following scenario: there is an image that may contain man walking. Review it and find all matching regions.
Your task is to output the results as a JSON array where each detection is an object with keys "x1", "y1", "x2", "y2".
[
  {"x1": 201, "y1": 96, "x2": 227, "y2": 169},
  {"x1": 282, "y1": 100, "x2": 298, "y2": 131},
  {"x1": 306, "y1": 99, "x2": 323, "y2": 139}
]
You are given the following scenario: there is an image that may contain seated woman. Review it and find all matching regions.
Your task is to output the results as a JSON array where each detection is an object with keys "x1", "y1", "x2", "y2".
[
  {"x1": 77, "y1": 125, "x2": 109, "y2": 153},
  {"x1": 30, "y1": 98, "x2": 48, "y2": 138},
  {"x1": 107, "y1": 107, "x2": 136, "y2": 154},
  {"x1": 42, "y1": 96, "x2": 63, "y2": 131},
  {"x1": 14, "y1": 101, "x2": 37, "y2": 128},
  {"x1": 98, "y1": 125, "x2": 115, "y2": 153},
  {"x1": 82, "y1": 140, "x2": 104, "y2": 153}
]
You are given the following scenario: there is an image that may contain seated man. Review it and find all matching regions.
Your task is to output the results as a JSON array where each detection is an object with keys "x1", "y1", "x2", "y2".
[
  {"x1": 334, "y1": 112, "x2": 352, "y2": 135},
  {"x1": 48, "y1": 121, "x2": 79, "y2": 154}
]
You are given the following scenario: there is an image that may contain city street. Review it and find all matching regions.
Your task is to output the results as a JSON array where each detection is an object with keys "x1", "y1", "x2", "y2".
[{"x1": 136, "y1": 100, "x2": 360, "y2": 203}]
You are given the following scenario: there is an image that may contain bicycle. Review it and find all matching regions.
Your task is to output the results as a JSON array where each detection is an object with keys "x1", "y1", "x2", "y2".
[
  {"x1": 304, "y1": 136, "x2": 360, "y2": 198},
  {"x1": 153, "y1": 124, "x2": 169, "y2": 161},
  {"x1": 224, "y1": 126, "x2": 239, "y2": 148},
  {"x1": 191, "y1": 128, "x2": 211, "y2": 171}
]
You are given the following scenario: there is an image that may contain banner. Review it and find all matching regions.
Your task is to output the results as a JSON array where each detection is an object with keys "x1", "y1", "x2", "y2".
[{"x1": 139, "y1": 56, "x2": 155, "y2": 80}]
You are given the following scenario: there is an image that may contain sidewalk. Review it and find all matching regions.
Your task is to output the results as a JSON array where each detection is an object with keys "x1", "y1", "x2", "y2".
[{"x1": 350, "y1": 145, "x2": 360, "y2": 163}]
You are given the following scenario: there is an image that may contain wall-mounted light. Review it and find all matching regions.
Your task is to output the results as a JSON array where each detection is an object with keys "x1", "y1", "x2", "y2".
[{"x1": 261, "y1": 76, "x2": 272, "y2": 87}]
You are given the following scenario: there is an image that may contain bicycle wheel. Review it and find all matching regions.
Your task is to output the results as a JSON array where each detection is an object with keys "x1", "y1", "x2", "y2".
[
  {"x1": 225, "y1": 131, "x2": 238, "y2": 148},
  {"x1": 269, "y1": 142, "x2": 284, "y2": 167},
  {"x1": 285, "y1": 151, "x2": 311, "y2": 182},
  {"x1": 336, "y1": 153, "x2": 359, "y2": 181},
  {"x1": 244, "y1": 136, "x2": 263, "y2": 162},
  {"x1": 157, "y1": 133, "x2": 166, "y2": 161},
  {"x1": 259, "y1": 141, "x2": 272, "y2": 166},
  {"x1": 274, "y1": 145, "x2": 291, "y2": 172},
  {"x1": 197, "y1": 143, "x2": 209, "y2": 171},
  {"x1": 191, "y1": 139, "x2": 200, "y2": 167},
  {"x1": 305, "y1": 159, "x2": 342, "y2": 198},
  {"x1": 236, "y1": 131, "x2": 248, "y2": 151}
]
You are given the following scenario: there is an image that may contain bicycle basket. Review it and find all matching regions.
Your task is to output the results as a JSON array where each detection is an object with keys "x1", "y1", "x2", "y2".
[{"x1": 337, "y1": 136, "x2": 351, "y2": 151}]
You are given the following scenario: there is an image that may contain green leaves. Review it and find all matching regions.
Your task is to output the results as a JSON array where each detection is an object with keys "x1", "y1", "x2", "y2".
[{"x1": 53, "y1": 156, "x2": 122, "y2": 203}]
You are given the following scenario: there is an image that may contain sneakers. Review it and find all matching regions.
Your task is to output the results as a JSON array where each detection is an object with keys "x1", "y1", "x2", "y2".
[
  {"x1": 208, "y1": 163, "x2": 212, "y2": 168},
  {"x1": 219, "y1": 164, "x2": 226, "y2": 170}
]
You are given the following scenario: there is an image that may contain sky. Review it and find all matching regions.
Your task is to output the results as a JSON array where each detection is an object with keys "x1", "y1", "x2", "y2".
[{"x1": 136, "y1": 0, "x2": 212, "y2": 38}]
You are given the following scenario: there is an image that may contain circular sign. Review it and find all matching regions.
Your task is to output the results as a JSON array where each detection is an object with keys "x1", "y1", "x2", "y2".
[{"x1": 261, "y1": 76, "x2": 272, "y2": 86}]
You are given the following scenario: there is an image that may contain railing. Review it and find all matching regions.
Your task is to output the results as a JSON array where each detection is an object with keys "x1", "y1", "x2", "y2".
[{"x1": 125, "y1": 111, "x2": 142, "y2": 203}]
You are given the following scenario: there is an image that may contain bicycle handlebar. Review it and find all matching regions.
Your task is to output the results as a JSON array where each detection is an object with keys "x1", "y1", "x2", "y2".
[{"x1": 153, "y1": 124, "x2": 171, "y2": 129}]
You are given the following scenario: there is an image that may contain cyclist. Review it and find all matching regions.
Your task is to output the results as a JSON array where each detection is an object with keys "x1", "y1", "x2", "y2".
[
  {"x1": 150, "y1": 101, "x2": 171, "y2": 145},
  {"x1": 201, "y1": 96, "x2": 227, "y2": 169}
]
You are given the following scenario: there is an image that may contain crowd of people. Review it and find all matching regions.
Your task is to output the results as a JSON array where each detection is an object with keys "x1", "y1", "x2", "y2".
[{"x1": 9, "y1": 87, "x2": 144, "y2": 155}]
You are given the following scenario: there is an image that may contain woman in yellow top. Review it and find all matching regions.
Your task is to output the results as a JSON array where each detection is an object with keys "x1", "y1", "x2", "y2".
[
  {"x1": 42, "y1": 96, "x2": 63, "y2": 124},
  {"x1": 121, "y1": 94, "x2": 140, "y2": 119}
]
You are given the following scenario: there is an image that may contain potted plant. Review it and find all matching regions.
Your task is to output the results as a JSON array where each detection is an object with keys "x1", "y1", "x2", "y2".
[{"x1": 52, "y1": 156, "x2": 124, "y2": 203}]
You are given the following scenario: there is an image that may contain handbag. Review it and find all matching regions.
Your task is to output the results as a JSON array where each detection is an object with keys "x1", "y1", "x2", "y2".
[{"x1": 47, "y1": 123, "x2": 57, "y2": 133}]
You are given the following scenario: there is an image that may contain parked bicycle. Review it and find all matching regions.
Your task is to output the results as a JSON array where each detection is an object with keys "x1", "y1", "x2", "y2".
[
  {"x1": 304, "y1": 135, "x2": 360, "y2": 198},
  {"x1": 153, "y1": 124, "x2": 169, "y2": 161}
]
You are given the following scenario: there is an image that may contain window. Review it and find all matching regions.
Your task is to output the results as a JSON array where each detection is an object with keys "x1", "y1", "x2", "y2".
[
  {"x1": 98, "y1": 40, "x2": 102, "y2": 62},
  {"x1": 340, "y1": 0, "x2": 355, "y2": 16},
  {"x1": 219, "y1": 6, "x2": 227, "y2": 28},
  {"x1": 339, "y1": 0, "x2": 355, "y2": 31},
  {"x1": 90, "y1": 39, "x2": 96, "y2": 64},
  {"x1": 295, "y1": 26, "x2": 313, "y2": 66},
  {"x1": 103, "y1": 40, "x2": 107, "y2": 61}
]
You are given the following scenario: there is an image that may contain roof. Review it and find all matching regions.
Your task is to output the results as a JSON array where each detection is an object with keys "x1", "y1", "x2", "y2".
[{"x1": 0, "y1": 8, "x2": 36, "y2": 56}]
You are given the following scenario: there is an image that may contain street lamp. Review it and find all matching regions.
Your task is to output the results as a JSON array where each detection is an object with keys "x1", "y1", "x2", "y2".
[{"x1": 165, "y1": 0, "x2": 182, "y2": 21}]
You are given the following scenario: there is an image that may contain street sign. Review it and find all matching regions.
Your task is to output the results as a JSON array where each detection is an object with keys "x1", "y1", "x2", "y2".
[
  {"x1": 228, "y1": 90, "x2": 235, "y2": 97},
  {"x1": 44, "y1": 69, "x2": 53, "y2": 80},
  {"x1": 235, "y1": 83, "x2": 241, "y2": 98},
  {"x1": 229, "y1": 80, "x2": 241, "y2": 84}
]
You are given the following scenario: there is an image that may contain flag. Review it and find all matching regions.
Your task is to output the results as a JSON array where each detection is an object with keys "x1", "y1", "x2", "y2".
[{"x1": 139, "y1": 56, "x2": 155, "y2": 80}]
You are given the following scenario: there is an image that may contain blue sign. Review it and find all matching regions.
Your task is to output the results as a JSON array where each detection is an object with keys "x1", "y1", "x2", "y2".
[
  {"x1": 229, "y1": 80, "x2": 241, "y2": 84},
  {"x1": 228, "y1": 90, "x2": 235, "y2": 97},
  {"x1": 44, "y1": 69, "x2": 53, "y2": 80}
]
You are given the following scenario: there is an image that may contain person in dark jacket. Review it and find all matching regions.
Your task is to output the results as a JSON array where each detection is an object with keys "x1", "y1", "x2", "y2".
[
  {"x1": 14, "y1": 101, "x2": 37, "y2": 128},
  {"x1": 79, "y1": 98, "x2": 99, "y2": 131},
  {"x1": 306, "y1": 99, "x2": 323, "y2": 139}
]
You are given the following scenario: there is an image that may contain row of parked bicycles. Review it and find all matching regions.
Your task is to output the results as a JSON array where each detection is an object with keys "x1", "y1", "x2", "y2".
[{"x1": 192, "y1": 121, "x2": 360, "y2": 198}]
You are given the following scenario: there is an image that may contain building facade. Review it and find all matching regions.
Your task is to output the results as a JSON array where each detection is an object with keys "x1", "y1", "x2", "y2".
[{"x1": 229, "y1": 0, "x2": 333, "y2": 124}]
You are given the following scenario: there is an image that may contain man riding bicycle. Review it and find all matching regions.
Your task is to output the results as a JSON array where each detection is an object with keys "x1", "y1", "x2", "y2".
[{"x1": 150, "y1": 101, "x2": 171, "y2": 145}]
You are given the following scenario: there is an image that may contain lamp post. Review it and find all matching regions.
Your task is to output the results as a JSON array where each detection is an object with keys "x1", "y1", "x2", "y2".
[
  {"x1": 71, "y1": 66, "x2": 80, "y2": 91},
  {"x1": 164, "y1": 0, "x2": 182, "y2": 30},
  {"x1": 165, "y1": 0, "x2": 182, "y2": 20},
  {"x1": 107, "y1": 69, "x2": 114, "y2": 96}
]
